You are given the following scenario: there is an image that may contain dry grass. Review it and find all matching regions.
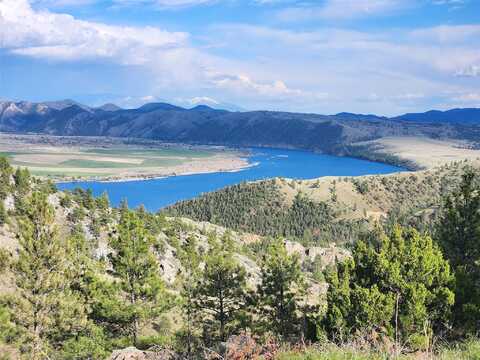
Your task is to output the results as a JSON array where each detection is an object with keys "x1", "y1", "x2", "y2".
[
  {"x1": 273, "y1": 158, "x2": 477, "y2": 222},
  {"x1": 363, "y1": 136, "x2": 480, "y2": 169},
  {"x1": 276, "y1": 340, "x2": 480, "y2": 360}
]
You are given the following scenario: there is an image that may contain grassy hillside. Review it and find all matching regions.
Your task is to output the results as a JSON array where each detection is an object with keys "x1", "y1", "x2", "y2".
[{"x1": 165, "y1": 159, "x2": 478, "y2": 245}]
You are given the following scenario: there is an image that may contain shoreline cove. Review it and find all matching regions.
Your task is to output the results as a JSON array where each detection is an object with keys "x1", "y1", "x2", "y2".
[
  {"x1": 55, "y1": 158, "x2": 257, "y2": 184},
  {"x1": 57, "y1": 147, "x2": 405, "y2": 211}
]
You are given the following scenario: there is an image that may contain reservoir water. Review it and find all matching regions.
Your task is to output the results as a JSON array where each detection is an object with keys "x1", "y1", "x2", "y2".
[{"x1": 57, "y1": 148, "x2": 404, "y2": 211}]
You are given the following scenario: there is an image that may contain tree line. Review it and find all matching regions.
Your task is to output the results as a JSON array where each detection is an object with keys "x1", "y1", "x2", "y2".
[{"x1": 165, "y1": 180, "x2": 369, "y2": 246}]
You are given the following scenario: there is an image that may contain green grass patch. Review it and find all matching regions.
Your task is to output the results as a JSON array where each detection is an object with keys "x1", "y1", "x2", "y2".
[
  {"x1": 60, "y1": 159, "x2": 139, "y2": 169},
  {"x1": 82, "y1": 148, "x2": 216, "y2": 158},
  {"x1": 0, "y1": 151, "x2": 26, "y2": 158}
]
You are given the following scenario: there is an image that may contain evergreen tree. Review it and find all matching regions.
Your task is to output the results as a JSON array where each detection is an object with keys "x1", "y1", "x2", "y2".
[
  {"x1": 192, "y1": 235, "x2": 248, "y2": 343},
  {"x1": 13, "y1": 167, "x2": 31, "y2": 196},
  {"x1": 0, "y1": 248, "x2": 14, "y2": 346},
  {"x1": 96, "y1": 191, "x2": 111, "y2": 227},
  {"x1": 96, "y1": 191, "x2": 110, "y2": 211},
  {"x1": 256, "y1": 238, "x2": 305, "y2": 341},
  {"x1": 8, "y1": 192, "x2": 88, "y2": 359},
  {"x1": 323, "y1": 226, "x2": 454, "y2": 351},
  {"x1": 177, "y1": 234, "x2": 202, "y2": 357},
  {"x1": 108, "y1": 209, "x2": 172, "y2": 347},
  {"x1": 0, "y1": 156, "x2": 13, "y2": 200},
  {"x1": 0, "y1": 201, "x2": 7, "y2": 226},
  {"x1": 67, "y1": 225, "x2": 99, "y2": 300},
  {"x1": 437, "y1": 168, "x2": 480, "y2": 332}
]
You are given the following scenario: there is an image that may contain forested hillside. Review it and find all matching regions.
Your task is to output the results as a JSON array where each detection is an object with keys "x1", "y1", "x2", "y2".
[
  {"x1": 166, "y1": 160, "x2": 478, "y2": 245},
  {"x1": 0, "y1": 157, "x2": 344, "y2": 359},
  {"x1": 2, "y1": 157, "x2": 480, "y2": 359}
]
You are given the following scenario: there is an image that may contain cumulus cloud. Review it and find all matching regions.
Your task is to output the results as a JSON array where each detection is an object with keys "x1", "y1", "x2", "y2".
[
  {"x1": 2, "y1": 0, "x2": 479, "y2": 115},
  {"x1": 1, "y1": 0, "x2": 328, "y2": 110},
  {"x1": 188, "y1": 96, "x2": 220, "y2": 105},
  {"x1": 209, "y1": 73, "x2": 329, "y2": 101},
  {"x1": 0, "y1": 0, "x2": 188, "y2": 64},
  {"x1": 209, "y1": 22, "x2": 480, "y2": 113}
]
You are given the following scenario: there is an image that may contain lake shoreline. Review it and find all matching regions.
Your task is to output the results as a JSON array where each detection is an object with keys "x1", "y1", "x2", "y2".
[
  {"x1": 57, "y1": 148, "x2": 405, "y2": 211},
  {"x1": 55, "y1": 160, "x2": 259, "y2": 184}
]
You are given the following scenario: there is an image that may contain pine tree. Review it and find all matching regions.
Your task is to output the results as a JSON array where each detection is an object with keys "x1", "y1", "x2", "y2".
[
  {"x1": 0, "y1": 156, "x2": 13, "y2": 200},
  {"x1": 8, "y1": 192, "x2": 88, "y2": 359},
  {"x1": 437, "y1": 167, "x2": 480, "y2": 332},
  {"x1": 323, "y1": 226, "x2": 454, "y2": 351},
  {"x1": 0, "y1": 201, "x2": 7, "y2": 226},
  {"x1": 96, "y1": 191, "x2": 110, "y2": 211},
  {"x1": 192, "y1": 234, "x2": 248, "y2": 343},
  {"x1": 59, "y1": 226, "x2": 110, "y2": 359},
  {"x1": 256, "y1": 238, "x2": 305, "y2": 341},
  {"x1": 13, "y1": 167, "x2": 31, "y2": 196},
  {"x1": 108, "y1": 208, "x2": 172, "y2": 347},
  {"x1": 96, "y1": 191, "x2": 111, "y2": 227},
  {"x1": 177, "y1": 234, "x2": 202, "y2": 357}
]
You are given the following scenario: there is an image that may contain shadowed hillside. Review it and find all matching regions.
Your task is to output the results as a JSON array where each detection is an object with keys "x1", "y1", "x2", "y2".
[{"x1": 2, "y1": 101, "x2": 480, "y2": 164}]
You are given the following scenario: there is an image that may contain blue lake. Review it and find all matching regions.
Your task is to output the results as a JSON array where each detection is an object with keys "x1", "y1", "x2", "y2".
[{"x1": 57, "y1": 148, "x2": 404, "y2": 211}]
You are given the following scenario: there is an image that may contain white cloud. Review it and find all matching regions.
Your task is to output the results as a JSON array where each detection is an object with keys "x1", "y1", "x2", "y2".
[
  {"x1": 2, "y1": 0, "x2": 479, "y2": 115},
  {"x1": 208, "y1": 23, "x2": 480, "y2": 114},
  {"x1": 110, "y1": 95, "x2": 168, "y2": 108},
  {"x1": 319, "y1": 0, "x2": 407, "y2": 19},
  {"x1": 0, "y1": 0, "x2": 188, "y2": 64},
  {"x1": 31, "y1": 0, "x2": 98, "y2": 7},
  {"x1": 456, "y1": 65, "x2": 480, "y2": 77},
  {"x1": 276, "y1": 0, "x2": 411, "y2": 21},
  {"x1": 111, "y1": 0, "x2": 218, "y2": 9},
  {"x1": 189, "y1": 96, "x2": 220, "y2": 105},
  {"x1": 0, "y1": 0, "x2": 325, "y2": 109},
  {"x1": 31, "y1": 0, "x2": 220, "y2": 9},
  {"x1": 209, "y1": 73, "x2": 329, "y2": 101},
  {"x1": 410, "y1": 25, "x2": 480, "y2": 43},
  {"x1": 453, "y1": 93, "x2": 480, "y2": 102},
  {"x1": 431, "y1": 0, "x2": 466, "y2": 6},
  {"x1": 32, "y1": 0, "x2": 294, "y2": 9}
]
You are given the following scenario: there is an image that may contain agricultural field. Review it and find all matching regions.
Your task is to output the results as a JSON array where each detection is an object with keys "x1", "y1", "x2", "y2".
[{"x1": 0, "y1": 134, "x2": 249, "y2": 181}]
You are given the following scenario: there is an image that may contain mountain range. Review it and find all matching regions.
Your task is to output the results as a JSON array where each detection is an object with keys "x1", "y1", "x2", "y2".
[{"x1": 1, "y1": 99, "x2": 480, "y2": 155}]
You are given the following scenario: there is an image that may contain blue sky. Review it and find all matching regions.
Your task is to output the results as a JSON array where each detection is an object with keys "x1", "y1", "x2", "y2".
[{"x1": 0, "y1": 0, "x2": 479, "y2": 115}]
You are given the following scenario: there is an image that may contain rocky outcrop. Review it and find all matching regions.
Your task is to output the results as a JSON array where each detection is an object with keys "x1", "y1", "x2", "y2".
[{"x1": 109, "y1": 347, "x2": 177, "y2": 360}]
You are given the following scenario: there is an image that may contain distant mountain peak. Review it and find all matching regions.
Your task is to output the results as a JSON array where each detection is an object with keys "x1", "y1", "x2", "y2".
[
  {"x1": 189, "y1": 105, "x2": 216, "y2": 111},
  {"x1": 138, "y1": 102, "x2": 185, "y2": 112},
  {"x1": 394, "y1": 107, "x2": 480, "y2": 124},
  {"x1": 333, "y1": 112, "x2": 387, "y2": 121},
  {"x1": 97, "y1": 103, "x2": 122, "y2": 112},
  {"x1": 42, "y1": 99, "x2": 92, "y2": 112}
]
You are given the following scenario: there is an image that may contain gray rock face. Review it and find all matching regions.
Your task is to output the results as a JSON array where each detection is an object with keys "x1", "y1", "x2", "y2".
[{"x1": 109, "y1": 347, "x2": 177, "y2": 360}]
